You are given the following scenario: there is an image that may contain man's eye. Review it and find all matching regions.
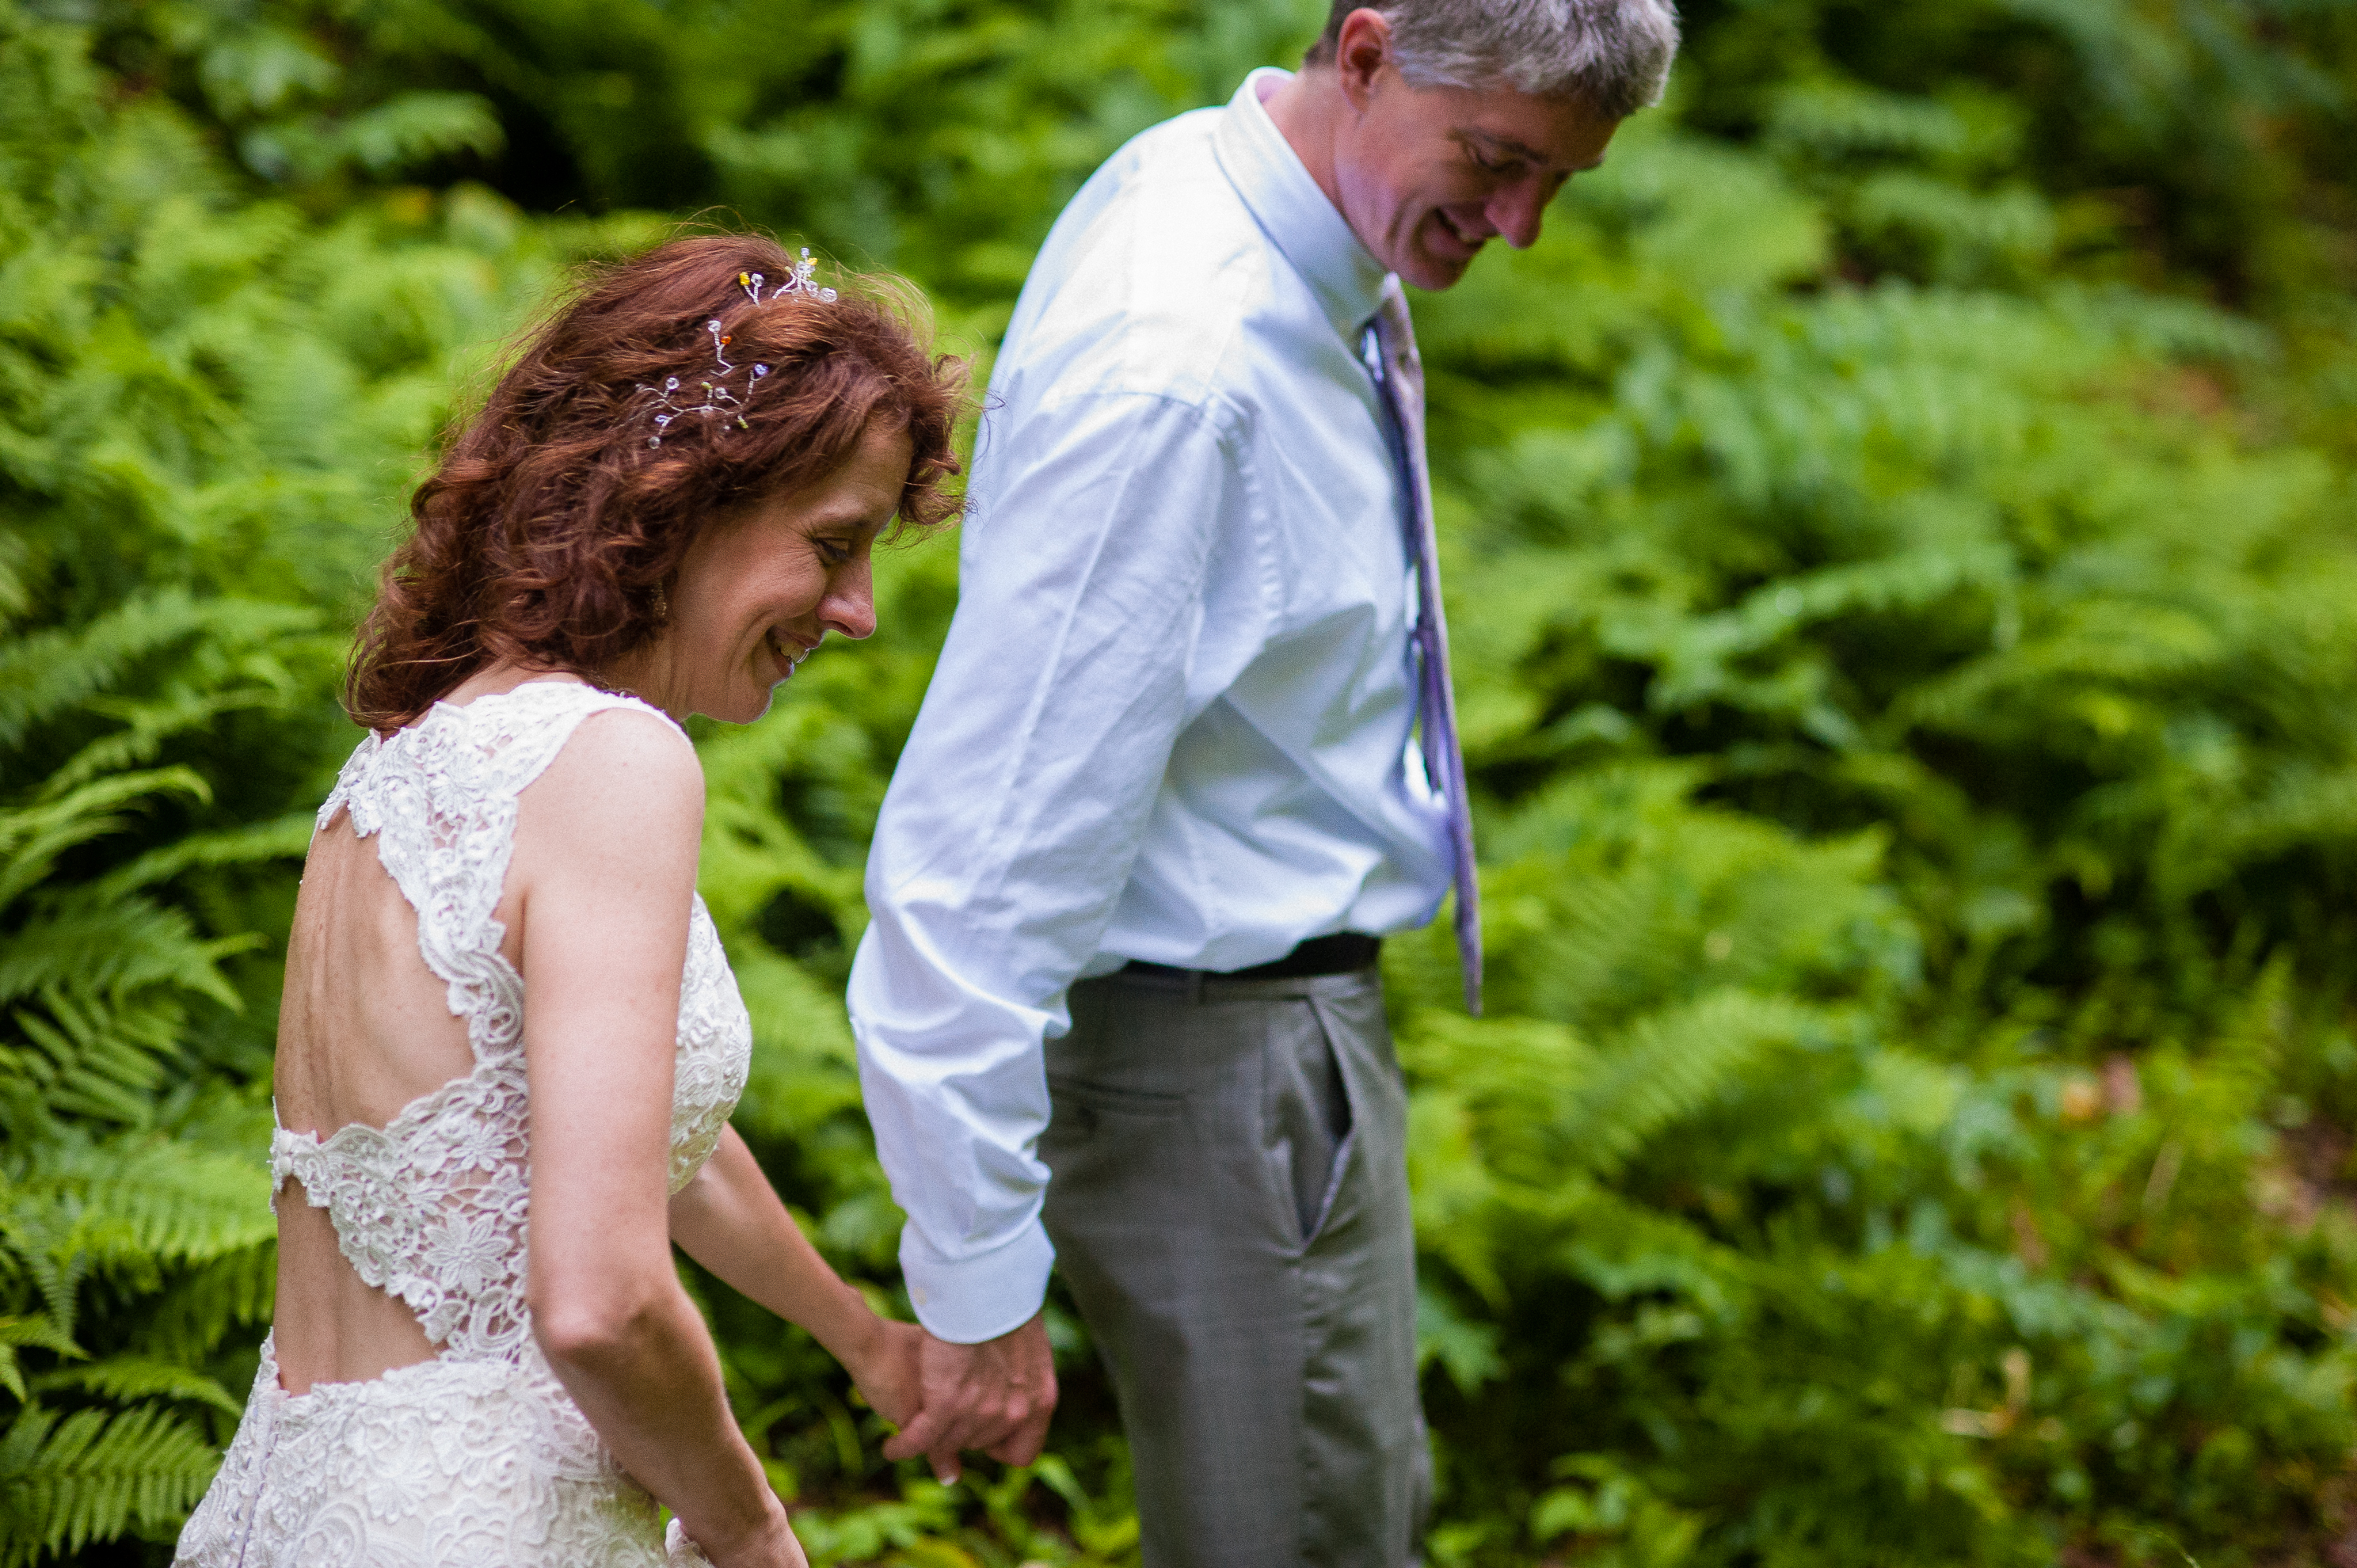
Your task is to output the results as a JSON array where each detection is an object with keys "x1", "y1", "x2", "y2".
[{"x1": 817, "y1": 539, "x2": 852, "y2": 563}]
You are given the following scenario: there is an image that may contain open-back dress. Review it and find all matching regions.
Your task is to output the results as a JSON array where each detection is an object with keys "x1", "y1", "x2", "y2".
[{"x1": 175, "y1": 679, "x2": 752, "y2": 1567}]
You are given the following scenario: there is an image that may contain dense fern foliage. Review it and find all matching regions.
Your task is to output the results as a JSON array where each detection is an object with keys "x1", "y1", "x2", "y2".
[{"x1": 2, "y1": 0, "x2": 2353, "y2": 1561}]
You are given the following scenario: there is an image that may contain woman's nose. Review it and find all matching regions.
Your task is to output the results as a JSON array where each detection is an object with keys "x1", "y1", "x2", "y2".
[{"x1": 824, "y1": 568, "x2": 877, "y2": 641}]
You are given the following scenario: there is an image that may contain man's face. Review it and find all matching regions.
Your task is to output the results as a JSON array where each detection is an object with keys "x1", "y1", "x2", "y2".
[{"x1": 1333, "y1": 66, "x2": 1620, "y2": 291}]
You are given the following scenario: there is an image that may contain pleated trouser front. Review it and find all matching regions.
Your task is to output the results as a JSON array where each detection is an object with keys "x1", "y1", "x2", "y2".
[{"x1": 1041, "y1": 965, "x2": 1430, "y2": 1568}]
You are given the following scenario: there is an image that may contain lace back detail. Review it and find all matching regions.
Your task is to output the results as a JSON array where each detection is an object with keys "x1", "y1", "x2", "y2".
[{"x1": 272, "y1": 681, "x2": 752, "y2": 1366}]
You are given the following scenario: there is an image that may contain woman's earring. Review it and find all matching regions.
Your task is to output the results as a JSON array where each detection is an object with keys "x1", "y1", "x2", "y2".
[{"x1": 651, "y1": 583, "x2": 671, "y2": 626}]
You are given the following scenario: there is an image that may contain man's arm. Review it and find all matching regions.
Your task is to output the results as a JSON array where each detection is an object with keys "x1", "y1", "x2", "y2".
[{"x1": 850, "y1": 389, "x2": 1249, "y2": 1476}]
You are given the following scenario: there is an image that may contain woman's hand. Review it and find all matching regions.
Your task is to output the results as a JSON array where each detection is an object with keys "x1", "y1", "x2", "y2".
[
  {"x1": 668, "y1": 1129, "x2": 938, "y2": 1455},
  {"x1": 843, "y1": 1315, "x2": 927, "y2": 1433},
  {"x1": 677, "y1": 1505, "x2": 809, "y2": 1568}
]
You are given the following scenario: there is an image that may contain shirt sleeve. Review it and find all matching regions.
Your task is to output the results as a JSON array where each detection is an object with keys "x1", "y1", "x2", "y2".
[{"x1": 849, "y1": 390, "x2": 1248, "y2": 1342}]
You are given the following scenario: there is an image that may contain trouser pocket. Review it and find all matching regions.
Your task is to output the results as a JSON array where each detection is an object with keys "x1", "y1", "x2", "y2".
[{"x1": 1266, "y1": 997, "x2": 1355, "y2": 1247}]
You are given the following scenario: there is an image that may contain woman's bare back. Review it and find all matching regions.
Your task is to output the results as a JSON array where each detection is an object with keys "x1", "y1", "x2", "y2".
[{"x1": 270, "y1": 778, "x2": 526, "y2": 1392}]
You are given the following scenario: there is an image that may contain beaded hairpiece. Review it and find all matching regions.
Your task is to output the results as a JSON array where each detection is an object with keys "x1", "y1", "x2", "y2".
[{"x1": 638, "y1": 248, "x2": 839, "y2": 448}]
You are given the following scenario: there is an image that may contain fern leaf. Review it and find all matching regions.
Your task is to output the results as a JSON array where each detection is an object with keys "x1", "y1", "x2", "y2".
[
  {"x1": 0, "y1": 1402, "x2": 219, "y2": 1566},
  {"x1": 0, "y1": 1220, "x2": 87, "y2": 1354},
  {"x1": 6, "y1": 985, "x2": 179, "y2": 1128},
  {"x1": 0, "y1": 767, "x2": 209, "y2": 911},
  {"x1": 0, "y1": 592, "x2": 215, "y2": 751},
  {"x1": 0, "y1": 1318, "x2": 77, "y2": 1405},
  {"x1": 1569, "y1": 990, "x2": 1821, "y2": 1179},
  {"x1": 40, "y1": 687, "x2": 280, "y2": 797},
  {"x1": 0, "y1": 899, "x2": 239, "y2": 1010},
  {"x1": 125, "y1": 1243, "x2": 277, "y2": 1366},
  {"x1": 78, "y1": 1144, "x2": 276, "y2": 1267},
  {"x1": 86, "y1": 810, "x2": 314, "y2": 900},
  {"x1": 29, "y1": 1355, "x2": 238, "y2": 1416},
  {"x1": 10, "y1": 1137, "x2": 275, "y2": 1270}
]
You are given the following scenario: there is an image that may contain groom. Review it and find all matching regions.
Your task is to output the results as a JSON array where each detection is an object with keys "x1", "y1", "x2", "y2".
[{"x1": 851, "y1": 2, "x2": 1677, "y2": 1561}]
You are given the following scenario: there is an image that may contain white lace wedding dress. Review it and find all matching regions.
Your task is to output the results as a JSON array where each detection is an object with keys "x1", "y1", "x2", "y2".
[{"x1": 176, "y1": 680, "x2": 752, "y2": 1567}]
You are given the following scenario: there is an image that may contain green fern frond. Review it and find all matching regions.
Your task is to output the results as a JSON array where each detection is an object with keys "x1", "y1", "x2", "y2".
[
  {"x1": 0, "y1": 767, "x2": 208, "y2": 911},
  {"x1": 0, "y1": 1402, "x2": 219, "y2": 1567},
  {"x1": 1399, "y1": 1010, "x2": 1594, "y2": 1113},
  {"x1": 1570, "y1": 990, "x2": 1822, "y2": 1179},
  {"x1": 1405, "y1": 1087, "x2": 1512, "y2": 1303},
  {"x1": 0, "y1": 1222, "x2": 86, "y2": 1354},
  {"x1": 1766, "y1": 79, "x2": 1974, "y2": 162},
  {"x1": 127, "y1": 1243, "x2": 276, "y2": 1367},
  {"x1": 0, "y1": 1320, "x2": 76, "y2": 1359},
  {"x1": 1416, "y1": 1283, "x2": 1507, "y2": 1395},
  {"x1": 42, "y1": 687, "x2": 284, "y2": 797},
  {"x1": 0, "y1": 1318, "x2": 77, "y2": 1405},
  {"x1": 29, "y1": 1355, "x2": 237, "y2": 1416},
  {"x1": 0, "y1": 899, "x2": 240, "y2": 1010},
  {"x1": 0, "y1": 533, "x2": 27, "y2": 636},
  {"x1": 0, "y1": 1131, "x2": 272, "y2": 1358},
  {"x1": 1548, "y1": 1178, "x2": 1748, "y2": 1318},
  {"x1": 3, "y1": 985, "x2": 181, "y2": 1129},
  {"x1": 88, "y1": 810, "x2": 314, "y2": 900},
  {"x1": 0, "y1": 592, "x2": 220, "y2": 751},
  {"x1": 78, "y1": 1147, "x2": 276, "y2": 1269},
  {"x1": 10, "y1": 1138, "x2": 274, "y2": 1272},
  {"x1": 329, "y1": 91, "x2": 507, "y2": 178},
  {"x1": 1401, "y1": 992, "x2": 1819, "y2": 1186}
]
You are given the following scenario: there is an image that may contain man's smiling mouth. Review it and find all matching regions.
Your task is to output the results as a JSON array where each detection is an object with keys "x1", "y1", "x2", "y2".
[{"x1": 1433, "y1": 208, "x2": 1483, "y2": 254}]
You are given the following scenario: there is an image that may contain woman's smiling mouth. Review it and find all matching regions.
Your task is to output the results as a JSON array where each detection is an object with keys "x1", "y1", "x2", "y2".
[{"x1": 765, "y1": 627, "x2": 815, "y2": 678}]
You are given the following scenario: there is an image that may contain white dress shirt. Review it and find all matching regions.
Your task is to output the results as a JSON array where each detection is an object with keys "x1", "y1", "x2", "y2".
[{"x1": 848, "y1": 68, "x2": 1453, "y2": 1342}]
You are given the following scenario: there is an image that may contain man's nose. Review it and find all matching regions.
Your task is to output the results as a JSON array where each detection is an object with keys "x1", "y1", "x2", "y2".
[{"x1": 1489, "y1": 177, "x2": 1549, "y2": 249}]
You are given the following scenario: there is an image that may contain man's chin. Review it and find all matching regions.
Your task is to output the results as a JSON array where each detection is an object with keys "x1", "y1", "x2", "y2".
[{"x1": 1400, "y1": 249, "x2": 1476, "y2": 291}]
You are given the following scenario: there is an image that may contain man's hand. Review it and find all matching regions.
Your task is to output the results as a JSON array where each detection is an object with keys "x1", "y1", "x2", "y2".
[{"x1": 878, "y1": 1311, "x2": 1057, "y2": 1484}]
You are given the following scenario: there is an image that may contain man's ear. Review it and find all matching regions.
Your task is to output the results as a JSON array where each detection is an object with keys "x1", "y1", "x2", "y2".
[{"x1": 1334, "y1": 7, "x2": 1393, "y2": 112}]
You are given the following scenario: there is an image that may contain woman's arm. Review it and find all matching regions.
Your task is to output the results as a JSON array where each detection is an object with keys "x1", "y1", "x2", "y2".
[
  {"x1": 516, "y1": 709, "x2": 801, "y2": 1568},
  {"x1": 668, "y1": 1128, "x2": 924, "y2": 1430}
]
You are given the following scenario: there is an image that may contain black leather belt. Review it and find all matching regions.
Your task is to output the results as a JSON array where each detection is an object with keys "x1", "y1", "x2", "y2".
[{"x1": 1122, "y1": 931, "x2": 1381, "y2": 983}]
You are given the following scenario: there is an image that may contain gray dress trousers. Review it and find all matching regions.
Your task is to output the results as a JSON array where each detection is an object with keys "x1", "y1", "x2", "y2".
[{"x1": 1040, "y1": 963, "x2": 1430, "y2": 1567}]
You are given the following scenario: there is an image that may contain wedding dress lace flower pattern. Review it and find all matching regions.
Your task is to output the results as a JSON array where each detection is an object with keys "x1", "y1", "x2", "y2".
[{"x1": 176, "y1": 680, "x2": 752, "y2": 1568}]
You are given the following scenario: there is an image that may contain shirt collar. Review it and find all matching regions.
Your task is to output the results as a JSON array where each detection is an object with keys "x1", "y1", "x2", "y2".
[{"x1": 1213, "y1": 67, "x2": 1393, "y2": 342}]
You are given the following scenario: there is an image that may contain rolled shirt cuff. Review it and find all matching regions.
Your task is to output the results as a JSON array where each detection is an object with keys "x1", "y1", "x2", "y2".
[{"x1": 899, "y1": 1216, "x2": 1057, "y2": 1344}]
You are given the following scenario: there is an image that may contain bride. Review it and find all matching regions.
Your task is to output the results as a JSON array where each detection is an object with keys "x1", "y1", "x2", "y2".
[{"x1": 175, "y1": 236, "x2": 968, "y2": 1568}]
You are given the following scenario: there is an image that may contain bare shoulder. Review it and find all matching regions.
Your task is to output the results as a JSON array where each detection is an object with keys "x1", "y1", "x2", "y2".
[
  {"x1": 566, "y1": 702, "x2": 700, "y2": 778},
  {"x1": 520, "y1": 703, "x2": 706, "y2": 866}
]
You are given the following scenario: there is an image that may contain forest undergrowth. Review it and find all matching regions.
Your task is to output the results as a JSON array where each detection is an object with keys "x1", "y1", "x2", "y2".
[{"x1": 2, "y1": 0, "x2": 2355, "y2": 1561}]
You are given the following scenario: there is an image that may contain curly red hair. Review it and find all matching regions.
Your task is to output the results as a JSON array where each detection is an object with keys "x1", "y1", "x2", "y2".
[{"x1": 348, "y1": 234, "x2": 969, "y2": 730}]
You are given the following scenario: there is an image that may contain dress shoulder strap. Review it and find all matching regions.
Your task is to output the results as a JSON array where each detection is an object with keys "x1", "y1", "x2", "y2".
[{"x1": 320, "y1": 680, "x2": 676, "y2": 1063}]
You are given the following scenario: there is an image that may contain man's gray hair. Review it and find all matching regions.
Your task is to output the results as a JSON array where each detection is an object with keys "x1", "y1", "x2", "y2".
[{"x1": 1304, "y1": 0, "x2": 1681, "y2": 120}]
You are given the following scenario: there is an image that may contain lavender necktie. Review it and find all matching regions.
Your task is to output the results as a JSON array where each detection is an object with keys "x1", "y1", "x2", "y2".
[{"x1": 1365, "y1": 285, "x2": 1483, "y2": 1014}]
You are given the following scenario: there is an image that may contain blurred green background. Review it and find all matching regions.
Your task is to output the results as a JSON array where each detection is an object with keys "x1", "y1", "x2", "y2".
[{"x1": 3, "y1": 0, "x2": 2355, "y2": 1561}]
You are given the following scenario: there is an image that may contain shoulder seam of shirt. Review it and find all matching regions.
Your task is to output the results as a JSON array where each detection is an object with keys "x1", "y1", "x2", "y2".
[{"x1": 1023, "y1": 384, "x2": 1251, "y2": 452}]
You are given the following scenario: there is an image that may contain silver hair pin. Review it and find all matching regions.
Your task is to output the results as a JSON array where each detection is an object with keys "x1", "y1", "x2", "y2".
[
  {"x1": 737, "y1": 248, "x2": 839, "y2": 306},
  {"x1": 637, "y1": 249, "x2": 832, "y2": 447}
]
